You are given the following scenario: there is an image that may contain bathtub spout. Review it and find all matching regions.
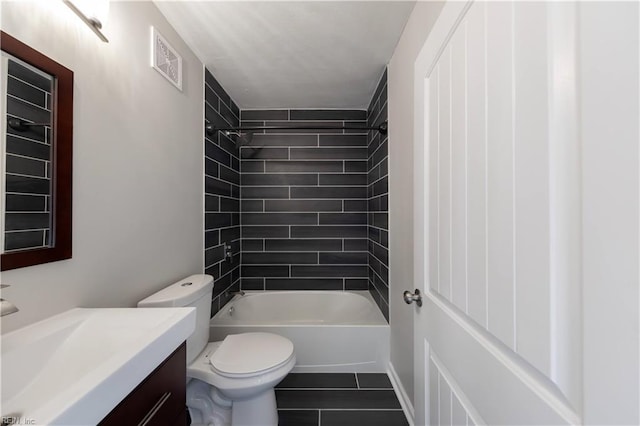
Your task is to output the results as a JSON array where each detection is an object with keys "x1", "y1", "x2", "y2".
[{"x1": 229, "y1": 290, "x2": 245, "y2": 297}]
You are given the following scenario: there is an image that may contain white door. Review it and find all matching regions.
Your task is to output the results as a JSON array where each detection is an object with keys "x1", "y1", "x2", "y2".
[{"x1": 412, "y1": 1, "x2": 639, "y2": 425}]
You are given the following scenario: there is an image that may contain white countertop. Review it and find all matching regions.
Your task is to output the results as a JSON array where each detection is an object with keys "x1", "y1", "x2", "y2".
[{"x1": 1, "y1": 307, "x2": 195, "y2": 425}]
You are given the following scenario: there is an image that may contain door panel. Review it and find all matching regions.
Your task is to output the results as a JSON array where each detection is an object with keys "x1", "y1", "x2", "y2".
[
  {"x1": 414, "y1": 1, "x2": 588, "y2": 424},
  {"x1": 437, "y1": 46, "x2": 451, "y2": 299},
  {"x1": 431, "y1": 351, "x2": 484, "y2": 426},
  {"x1": 425, "y1": 297, "x2": 577, "y2": 424},
  {"x1": 464, "y1": 2, "x2": 487, "y2": 329},
  {"x1": 425, "y1": 0, "x2": 560, "y2": 379},
  {"x1": 485, "y1": 1, "x2": 515, "y2": 351},
  {"x1": 428, "y1": 67, "x2": 439, "y2": 300},
  {"x1": 450, "y1": 25, "x2": 467, "y2": 313},
  {"x1": 513, "y1": 1, "x2": 551, "y2": 377},
  {"x1": 414, "y1": 0, "x2": 638, "y2": 424}
]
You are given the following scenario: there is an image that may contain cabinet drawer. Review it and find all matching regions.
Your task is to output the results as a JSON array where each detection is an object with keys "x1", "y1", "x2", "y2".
[{"x1": 99, "y1": 343, "x2": 186, "y2": 426}]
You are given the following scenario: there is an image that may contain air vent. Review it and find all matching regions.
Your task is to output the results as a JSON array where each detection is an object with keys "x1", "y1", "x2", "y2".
[{"x1": 151, "y1": 27, "x2": 182, "y2": 91}]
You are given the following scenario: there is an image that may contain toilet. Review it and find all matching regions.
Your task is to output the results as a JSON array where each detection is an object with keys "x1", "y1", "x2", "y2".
[{"x1": 138, "y1": 274, "x2": 295, "y2": 426}]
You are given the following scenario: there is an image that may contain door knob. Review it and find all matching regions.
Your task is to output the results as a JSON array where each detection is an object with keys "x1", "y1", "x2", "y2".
[{"x1": 403, "y1": 289, "x2": 422, "y2": 307}]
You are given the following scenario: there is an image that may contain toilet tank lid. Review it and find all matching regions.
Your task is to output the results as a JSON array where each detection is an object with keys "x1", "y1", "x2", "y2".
[{"x1": 138, "y1": 274, "x2": 213, "y2": 307}]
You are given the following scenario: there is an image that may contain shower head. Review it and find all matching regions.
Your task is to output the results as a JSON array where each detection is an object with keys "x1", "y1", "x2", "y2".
[
  {"x1": 224, "y1": 131, "x2": 254, "y2": 147},
  {"x1": 205, "y1": 124, "x2": 253, "y2": 147}
]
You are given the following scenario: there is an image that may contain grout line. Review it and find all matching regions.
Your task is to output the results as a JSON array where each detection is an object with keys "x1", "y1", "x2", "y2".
[
  {"x1": 8, "y1": 74, "x2": 51, "y2": 95},
  {"x1": 5, "y1": 130, "x2": 50, "y2": 146},
  {"x1": 278, "y1": 408, "x2": 404, "y2": 411},
  {"x1": 6, "y1": 152, "x2": 49, "y2": 164},
  {"x1": 257, "y1": 276, "x2": 367, "y2": 283},
  {"x1": 5, "y1": 171, "x2": 49, "y2": 180},
  {"x1": 4, "y1": 211, "x2": 49, "y2": 218},
  {"x1": 318, "y1": 409, "x2": 404, "y2": 412},
  {"x1": 242, "y1": 263, "x2": 369, "y2": 266},
  {"x1": 6, "y1": 93, "x2": 51, "y2": 113}
]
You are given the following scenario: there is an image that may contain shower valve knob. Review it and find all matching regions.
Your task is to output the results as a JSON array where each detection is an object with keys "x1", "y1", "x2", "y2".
[{"x1": 403, "y1": 289, "x2": 422, "y2": 307}]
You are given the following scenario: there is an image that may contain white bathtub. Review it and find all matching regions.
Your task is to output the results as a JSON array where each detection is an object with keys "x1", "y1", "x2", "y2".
[{"x1": 209, "y1": 291, "x2": 389, "y2": 372}]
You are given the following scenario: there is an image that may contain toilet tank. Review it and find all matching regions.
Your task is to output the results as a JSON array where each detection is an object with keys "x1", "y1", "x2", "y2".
[{"x1": 138, "y1": 274, "x2": 213, "y2": 365}]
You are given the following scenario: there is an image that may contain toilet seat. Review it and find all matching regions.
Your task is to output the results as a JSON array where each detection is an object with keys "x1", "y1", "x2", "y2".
[{"x1": 209, "y1": 332, "x2": 295, "y2": 378}]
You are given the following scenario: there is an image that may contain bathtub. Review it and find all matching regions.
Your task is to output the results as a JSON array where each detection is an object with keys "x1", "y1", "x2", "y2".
[{"x1": 209, "y1": 291, "x2": 389, "y2": 372}]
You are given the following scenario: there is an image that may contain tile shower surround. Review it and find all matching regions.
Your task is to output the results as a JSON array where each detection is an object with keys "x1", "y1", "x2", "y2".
[
  {"x1": 367, "y1": 70, "x2": 390, "y2": 321},
  {"x1": 204, "y1": 69, "x2": 241, "y2": 316},
  {"x1": 239, "y1": 109, "x2": 370, "y2": 294},
  {"x1": 204, "y1": 67, "x2": 389, "y2": 320}
]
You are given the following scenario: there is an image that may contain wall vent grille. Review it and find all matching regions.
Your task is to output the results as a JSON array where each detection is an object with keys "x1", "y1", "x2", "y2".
[{"x1": 151, "y1": 27, "x2": 182, "y2": 91}]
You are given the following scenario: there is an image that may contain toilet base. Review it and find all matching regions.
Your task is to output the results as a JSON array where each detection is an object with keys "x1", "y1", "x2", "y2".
[
  {"x1": 231, "y1": 389, "x2": 278, "y2": 426},
  {"x1": 186, "y1": 379, "x2": 279, "y2": 426},
  {"x1": 187, "y1": 379, "x2": 231, "y2": 426}
]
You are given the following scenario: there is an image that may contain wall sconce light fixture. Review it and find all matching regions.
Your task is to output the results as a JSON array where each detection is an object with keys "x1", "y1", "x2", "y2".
[{"x1": 63, "y1": 0, "x2": 110, "y2": 43}]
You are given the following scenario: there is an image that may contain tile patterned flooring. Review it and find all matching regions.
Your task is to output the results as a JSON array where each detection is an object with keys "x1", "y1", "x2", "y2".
[{"x1": 276, "y1": 373, "x2": 409, "y2": 426}]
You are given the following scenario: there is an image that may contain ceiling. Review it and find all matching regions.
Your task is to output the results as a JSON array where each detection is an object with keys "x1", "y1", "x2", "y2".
[{"x1": 153, "y1": 1, "x2": 415, "y2": 109}]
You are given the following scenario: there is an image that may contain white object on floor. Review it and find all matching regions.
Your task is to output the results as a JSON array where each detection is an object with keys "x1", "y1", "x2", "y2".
[{"x1": 139, "y1": 275, "x2": 295, "y2": 426}]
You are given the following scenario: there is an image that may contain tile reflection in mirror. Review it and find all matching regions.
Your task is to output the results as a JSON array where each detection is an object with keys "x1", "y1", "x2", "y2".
[{"x1": 2, "y1": 52, "x2": 54, "y2": 253}]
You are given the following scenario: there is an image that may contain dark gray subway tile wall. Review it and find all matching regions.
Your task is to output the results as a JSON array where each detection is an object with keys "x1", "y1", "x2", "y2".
[
  {"x1": 239, "y1": 109, "x2": 371, "y2": 294},
  {"x1": 368, "y1": 69, "x2": 390, "y2": 321},
  {"x1": 4, "y1": 59, "x2": 53, "y2": 252},
  {"x1": 203, "y1": 67, "x2": 390, "y2": 322},
  {"x1": 204, "y1": 68, "x2": 241, "y2": 317}
]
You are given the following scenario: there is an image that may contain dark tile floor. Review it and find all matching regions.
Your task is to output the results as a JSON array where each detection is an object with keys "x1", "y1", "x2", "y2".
[{"x1": 276, "y1": 373, "x2": 409, "y2": 426}]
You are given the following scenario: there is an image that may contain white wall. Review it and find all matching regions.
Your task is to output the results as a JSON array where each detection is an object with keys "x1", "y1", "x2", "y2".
[
  {"x1": 388, "y1": 0, "x2": 443, "y2": 406},
  {"x1": 0, "y1": 1, "x2": 204, "y2": 332}
]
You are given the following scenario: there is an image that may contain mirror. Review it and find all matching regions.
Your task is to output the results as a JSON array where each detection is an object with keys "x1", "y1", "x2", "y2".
[{"x1": 1, "y1": 31, "x2": 73, "y2": 271}]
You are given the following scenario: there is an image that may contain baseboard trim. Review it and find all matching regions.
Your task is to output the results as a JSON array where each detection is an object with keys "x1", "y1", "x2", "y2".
[{"x1": 387, "y1": 361, "x2": 415, "y2": 426}]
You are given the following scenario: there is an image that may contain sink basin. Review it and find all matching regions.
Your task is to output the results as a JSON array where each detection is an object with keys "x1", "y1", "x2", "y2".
[{"x1": 1, "y1": 307, "x2": 195, "y2": 425}]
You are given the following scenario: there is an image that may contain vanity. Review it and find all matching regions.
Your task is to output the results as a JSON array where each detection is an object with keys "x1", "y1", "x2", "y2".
[
  {"x1": 1, "y1": 307, "x2": 195, "y2": 425},
  {"x1": 99, "y1": 343, "x2": 186, "y2": 426}
]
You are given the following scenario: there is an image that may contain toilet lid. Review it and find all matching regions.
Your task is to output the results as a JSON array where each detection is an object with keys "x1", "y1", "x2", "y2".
[{"x1": 209, "y1": 332, "x2": 294, "y2": 376}]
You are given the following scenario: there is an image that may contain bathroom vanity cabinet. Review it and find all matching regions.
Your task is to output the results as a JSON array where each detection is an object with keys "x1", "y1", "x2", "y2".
[{"x1": 99, "y1": 343, "x2": 187, "y2": 426}]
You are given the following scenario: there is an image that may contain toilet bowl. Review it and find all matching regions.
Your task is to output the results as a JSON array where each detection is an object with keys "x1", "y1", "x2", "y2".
[
  {"x1": 138, "y1": 275, "x2": 295, "y2": 426},
  {"x1": 188, "y1": 334, "x2": 296, "y2": 426}
]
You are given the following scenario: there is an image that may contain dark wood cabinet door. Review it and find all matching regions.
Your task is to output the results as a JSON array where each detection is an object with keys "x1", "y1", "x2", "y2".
[{"x1": 99, "y1": 343, "x2": 186, "y2": 426}]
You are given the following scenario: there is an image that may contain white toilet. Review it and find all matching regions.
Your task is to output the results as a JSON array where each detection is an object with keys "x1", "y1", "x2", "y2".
[{"x1": 138, "y1": 274, "x2": 295, "y2": 426}]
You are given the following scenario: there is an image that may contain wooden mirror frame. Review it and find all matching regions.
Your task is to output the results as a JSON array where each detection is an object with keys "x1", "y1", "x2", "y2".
[{"x1": 1, "y1": 31, "x2": 73, "y2": 271}]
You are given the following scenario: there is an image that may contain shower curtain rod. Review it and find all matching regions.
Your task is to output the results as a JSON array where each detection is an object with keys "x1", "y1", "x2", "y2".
[{"x1": 206, "y1": 121, "x2": 387, "y2": 136}]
